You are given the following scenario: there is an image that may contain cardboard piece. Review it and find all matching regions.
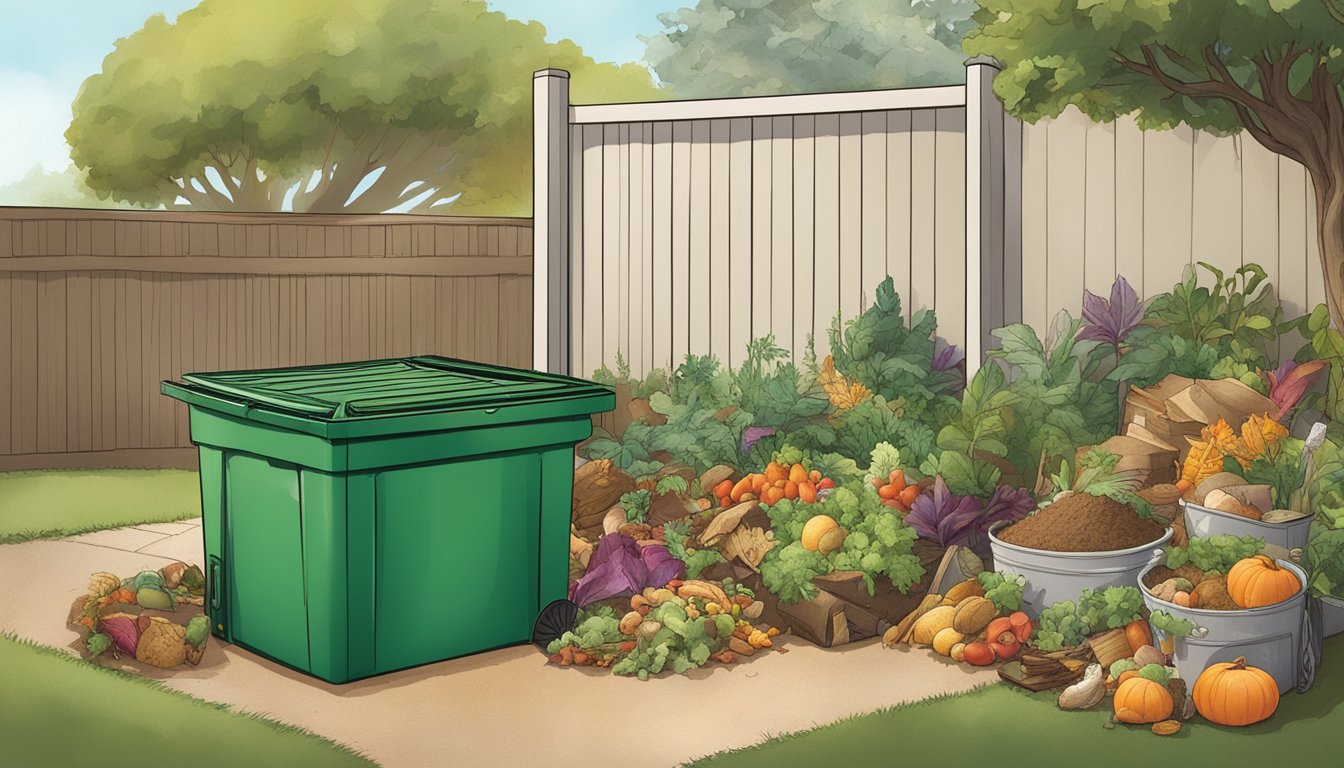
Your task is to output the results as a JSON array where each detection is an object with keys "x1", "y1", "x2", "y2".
[
  {"x1": 1085, "y1": 435, "x2": 1179, "y2": 486},
  {"x1": 1120, "y1": 375, "x2": 1276, "y2": 464}
]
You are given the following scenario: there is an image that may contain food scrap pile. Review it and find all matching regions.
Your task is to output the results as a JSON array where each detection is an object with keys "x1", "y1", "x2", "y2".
[
  {"x1": 547, "y1": 578, "x2": 781, "y2": 679},
  {"x1": 68, "y1": 563, "x2": 210, "y2": 669}
]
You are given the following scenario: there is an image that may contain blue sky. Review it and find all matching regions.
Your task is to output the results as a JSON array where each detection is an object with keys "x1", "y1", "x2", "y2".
[{"x1": 0, "y1": 0, "x2": 678, "y2": 186}]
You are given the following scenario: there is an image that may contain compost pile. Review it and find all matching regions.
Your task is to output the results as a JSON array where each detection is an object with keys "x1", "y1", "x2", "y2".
[
  {"x1": 997, "y1": 492, "x2": 1166, "y2": 552},
  {"x1": 68, "y1": 563, "x2": 210, "y2": 669},
  {"x1": 1142, "y1": 537, "x2": 1302, "y2": 611}
]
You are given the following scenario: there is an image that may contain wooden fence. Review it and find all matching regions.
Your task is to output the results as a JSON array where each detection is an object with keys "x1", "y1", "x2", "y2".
[{"x1": 0, "y1": 208, "x2": 533, "y2": 470}]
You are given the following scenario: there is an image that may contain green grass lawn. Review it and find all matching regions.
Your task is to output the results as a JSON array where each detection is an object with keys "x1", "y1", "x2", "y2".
[
  {"x1": 2, "y1": 632, "x2": 375, "y2": 767},
  {"x1": 691, "y1": 634, "x2": 1344, "y2": 768},
  {"x1": 0, "y1": 469, "x2": 201, "y2": 544}
]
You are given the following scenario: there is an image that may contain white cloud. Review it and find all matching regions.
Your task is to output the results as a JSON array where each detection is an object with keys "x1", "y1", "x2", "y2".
[{"x1": 0, "y1": 69, "x2": 77, "y2": 185}]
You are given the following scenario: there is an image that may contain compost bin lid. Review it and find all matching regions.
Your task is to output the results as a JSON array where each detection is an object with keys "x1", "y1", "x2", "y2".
[{"x1": 165, "y1": 356, "x2": 613, "y2": 425}]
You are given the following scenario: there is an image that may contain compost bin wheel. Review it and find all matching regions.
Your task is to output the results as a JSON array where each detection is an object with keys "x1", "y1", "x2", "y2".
[{"x1": 532, "y1": 599, "x2": 580, "y2": 649}]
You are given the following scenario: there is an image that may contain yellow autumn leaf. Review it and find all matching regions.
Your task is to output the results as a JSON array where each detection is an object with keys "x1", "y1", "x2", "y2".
[
  {"x1": 1179, "y1": 437, "x2": 1228, "y2": 492},
  {"x1": 819, "y1": 355, "x2": 870, "y2": 410},
  {"x1": 1232, "y1": 413, "x2": 1290, "y2": 469},
  {"x1": 1201, "y1": 419, "x2": 1239, "y2": 454}
]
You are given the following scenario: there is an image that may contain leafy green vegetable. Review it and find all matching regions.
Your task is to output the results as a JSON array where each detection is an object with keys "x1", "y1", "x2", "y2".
[
  {"x1": 976, "y1": 571, "x2": 1027, "y2": 614},
  {"x1": 662, "y1": 520, "x2": 725, "y2": 579},
  {"x1": 545, "y1": 606, "x2": 626, "y2": 654},
  {"x1": 1149, "y1": 610, "x2": 1196, "y2": 639},
  {"x1": 761, "y1": 482, "x2": 925, "y2": 602},
  {"x1": 1165, "y1": 535, "x2": 1265, "y2": 574},
  {"x1": 1138, "y1": 663, "x2": 1172, "y2": 686},
  {"x1": 1243, "y1": 436, "x2": 1306, "y2": 510},
  {"x1": 1051, "y1": 449, "x2": 1152, "y2": 517},
  {"x1": 1109, "y1": 658, "x2": 1138, "y2": 678},
  {"x1": 1303, "y1": 436, "x2": 1344, "y2": 600},
  {"x1": 654, "y1": 475, "x2": 689, "y2": 497},
  {"x1": 619, "y1": 489, "x2": 652, "y2": 524},
  {"x1": 865, "y1": 442, "x2": 903, "y2": 485},
  {"x1": 1032, "y1": 587, "x2": 1146, "y2": 651},
  {"x1": 759, "y1": 542, "x2": 828, "y2": 603}
]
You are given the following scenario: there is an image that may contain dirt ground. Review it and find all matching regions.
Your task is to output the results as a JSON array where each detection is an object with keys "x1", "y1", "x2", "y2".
[{"x1": 0, "y1": 524, "x2": 997, "y2": 768}]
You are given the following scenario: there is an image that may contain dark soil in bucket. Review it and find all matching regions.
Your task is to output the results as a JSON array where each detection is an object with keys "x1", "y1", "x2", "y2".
[{"x1": 997, "y1": 492, "x2": 1166, "y2": 553}]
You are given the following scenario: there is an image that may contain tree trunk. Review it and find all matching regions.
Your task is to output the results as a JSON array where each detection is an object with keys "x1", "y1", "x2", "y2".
[{"x1": 1312, "y1": 176, "x2": 1344, "y2": 332}]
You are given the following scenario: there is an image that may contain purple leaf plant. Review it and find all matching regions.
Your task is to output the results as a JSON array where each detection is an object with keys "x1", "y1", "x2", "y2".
[
  {"x1": 1079, "y1": 275, "x2": 1143, "y2": 350},
  {"x1": 907, "y1": 477, "x2": 1035, "y2": 554},
  {"x1": 1266, "y1": 359, "x2": 1330, "y2": 420}
]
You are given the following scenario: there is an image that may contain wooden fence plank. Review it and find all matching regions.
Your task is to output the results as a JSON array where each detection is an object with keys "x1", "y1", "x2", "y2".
[{"x1": 603, "y1": 123, "x2": 622, "y2": 372}]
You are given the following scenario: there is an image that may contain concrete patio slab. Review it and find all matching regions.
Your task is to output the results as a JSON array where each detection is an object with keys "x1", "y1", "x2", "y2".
[
  {"x1": 131, "y1": 520, "x2": 202, "y2": 537},
  {"x1": 1, "y1": 527, "x2": 997, "y2": 768},
  {"x1": 64, "y1": 527, "x2": 170, "y2": 553}
]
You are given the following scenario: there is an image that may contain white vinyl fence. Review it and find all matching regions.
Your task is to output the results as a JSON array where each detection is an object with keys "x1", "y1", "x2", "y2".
[{"x1": 533, "y1": 62, "x2": 1323, "y2": 379}]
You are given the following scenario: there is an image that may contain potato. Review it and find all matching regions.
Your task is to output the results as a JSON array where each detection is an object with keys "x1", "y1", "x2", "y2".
[
  {"x1": 932, "y1": 627, "x2": 966, "y2": 657},
  {"x1": 911, "y1": 606, "x2": 956, "y2": 645}
]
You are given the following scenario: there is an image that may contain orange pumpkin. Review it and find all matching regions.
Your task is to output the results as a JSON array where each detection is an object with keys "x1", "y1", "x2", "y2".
[
  {"x1": 1227, "y1": 555, "x2": 1300, "y2": 608},
  {"x1": 1193, "y1": 656, "x2": 1279, "y2": 726},
  {"x1": 1113, "y1": 677, "x2": 1174, "y2": 724}
]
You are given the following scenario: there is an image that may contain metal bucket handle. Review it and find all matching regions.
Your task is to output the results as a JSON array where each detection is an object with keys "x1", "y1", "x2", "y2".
[
  {"x1": 1146, "y1": 548, "x2": 1166, "y2": 568},
  {"x1": 1189, "y1": 625, "x2": 1210, "y2": 639},
  {"x1": 1299, "y1": 599, "x2": 1321, "y2": 693}
]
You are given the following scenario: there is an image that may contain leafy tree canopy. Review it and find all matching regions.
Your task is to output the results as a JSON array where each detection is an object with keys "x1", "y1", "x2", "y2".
[
  {"x1": 67, "y1": 0, "x2": 661, "y2": 215},
  {"x1": 964, "y1": 0, "x2": 1344, "y2": 133},
  {"x1": 644, "y1": 0, "x2": 977, "y2": 97}
]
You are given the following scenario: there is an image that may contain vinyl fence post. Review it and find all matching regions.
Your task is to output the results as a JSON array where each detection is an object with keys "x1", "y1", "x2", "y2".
[
  {"x1": 964, "y1": 56, "x2": 1020, "y2": 378},
  {"x1": 533, "y1": 68, "x2": 571, "y2": 374}
]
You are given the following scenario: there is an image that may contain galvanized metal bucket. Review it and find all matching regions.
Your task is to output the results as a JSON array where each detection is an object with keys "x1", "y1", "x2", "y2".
[
  {"x1": 988, "y1": 521, "x2": 1172, "y2": 617},
  {"x1": 1181, "y1": 500, "x2": 1313, "y2": 562},
  {"x1": 1138, "y1": 557, "x2": 1315, "y2": 694}
]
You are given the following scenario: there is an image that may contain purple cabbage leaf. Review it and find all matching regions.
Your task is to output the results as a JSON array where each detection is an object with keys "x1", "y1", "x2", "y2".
[{"x1": 568, "y1": 533, "x2": 648, "y2": 607}]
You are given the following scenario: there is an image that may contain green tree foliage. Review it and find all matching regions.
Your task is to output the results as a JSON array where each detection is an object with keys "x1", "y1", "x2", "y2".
[
  {"x1": 67, "y1": 0, "x2": 660, "y2": 215},
  {"x1": 964, "y1": 0, "x2": 1344, "y2": 329},
  {"x1": 644, "y1": 0, "x2": 977, "y2": 97},
  {"x1": 0, "y1": 165, "x2": 143, "y2": 209}
]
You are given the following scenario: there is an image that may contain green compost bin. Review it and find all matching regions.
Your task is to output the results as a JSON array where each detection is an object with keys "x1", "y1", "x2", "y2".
[{"x1": 161, "y1": 355, "x2": 613, "y2": 683}]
